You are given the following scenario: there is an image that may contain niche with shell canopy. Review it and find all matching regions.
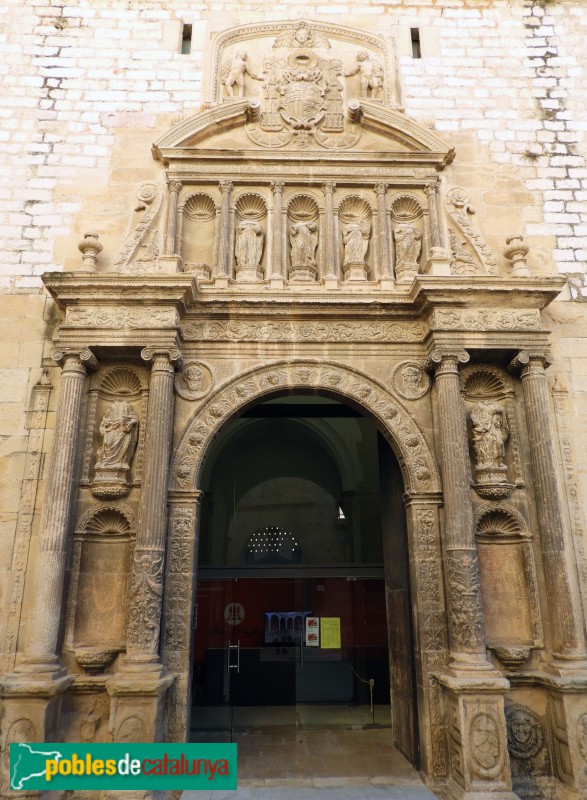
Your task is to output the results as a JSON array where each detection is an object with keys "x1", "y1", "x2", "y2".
[
  {"x1": 81, "y1": 365, "x2": 149, "y2": 498},
  {"x1": 64, "y1": 505, "x2": 136, "y2": 674},
  {"x1": 338, "y1": 195, "x2": 373, "y2": 281},
  {"x1": 234, "y1": 192, "x2": 268, "y2": 281},
  {"x1": 474, "y1": 504, "x2": 543, "y2": 670},
  {"x1": 389, "y1": 194, "x2": 424, "y2": 283},
  {"x1": 460, "y1": 365, "x2": 524, "y2": 499},
  {"x1": 287, "y1": 194, "x2": 320, "y2": 281},
  {"x1": 180, "y1": 193, "x2": 217, "y2": 279}
]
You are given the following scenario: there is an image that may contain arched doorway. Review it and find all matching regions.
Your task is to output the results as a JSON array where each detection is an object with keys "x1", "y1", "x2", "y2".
[{"x1": 189, "y1": 392, "x2": 419, "y2": 772}]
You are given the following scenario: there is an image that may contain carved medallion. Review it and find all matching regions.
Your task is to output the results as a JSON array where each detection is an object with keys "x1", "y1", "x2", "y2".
[
  {"x1": 469, "y1": 710, "x2": 503, "y2": 779},
  {"x1": 392, "y1": 361, "x2": 430, "y2": 400},
  {"x1": 175, "y1": 361, "x2": 213, "y2": 401},
  {"x1": 505, "y1": 705, "x2": 544, "y2": 760}
]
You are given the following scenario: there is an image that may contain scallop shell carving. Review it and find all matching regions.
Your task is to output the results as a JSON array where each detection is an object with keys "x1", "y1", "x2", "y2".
[
  {"x1": 390, "y1": 194, "x2": 424, "y2": 222},
  {"x1": 184, "y1": 193, "x2": 216, "y2": 222},
  {"x1": 476, "y1": 508, "x2": 523, "y2": 538},
  {"x1": 339, "y1": 195, "x2": 372, "y2": 224},
  {"x1": 235, "y1": 192, "x2": 267, "y2": 220},
  {"x1": 85, "y1": 509, "x2": 132, "y2": 537},
  {"x1": 98, "y1": 367, "x2": 144, "y2": 397},
  {"x1": 288, "y1": 194, "x2": 319, "y2": 221},
  {"x1": 462, "y1": 368, "x2": 510, "y2": 398}
]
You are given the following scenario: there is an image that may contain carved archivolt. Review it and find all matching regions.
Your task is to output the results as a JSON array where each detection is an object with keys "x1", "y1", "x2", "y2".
[{"x1": 170, "y1": 360, "x2": 440, "y2": 495}]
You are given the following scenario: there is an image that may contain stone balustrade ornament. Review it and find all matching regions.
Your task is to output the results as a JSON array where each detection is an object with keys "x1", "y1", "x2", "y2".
[
  {"x1": 78, "y1": 233, "x2": 103, "y2": 270},
  {"x1": 504, "y1": 235, "x2": 531, "y2": 278}
]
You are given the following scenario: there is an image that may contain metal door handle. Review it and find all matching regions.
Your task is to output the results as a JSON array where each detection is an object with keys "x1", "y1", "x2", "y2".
[{"x1": 228, "y1": 640, "x2": 240, "y2": 674}]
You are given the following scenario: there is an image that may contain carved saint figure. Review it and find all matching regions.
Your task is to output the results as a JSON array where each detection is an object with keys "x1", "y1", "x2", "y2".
[
  {"x1": 345, "y1": 50, "x2": 383, "y2": 100},
  {"x1": 290, "y1": 221, "x2": 318, "y2": 268},
  {"x1": 235, "y1": 219, "x2": 264, "y2": 272},
  {"x1": 394, "y1": 223, "x2": 422, "y2": 271},
  {"x1": 95, "y1": 401, "x2": 139, "y2": 471},
  {"x1": 342, "y1": 220, "x2": 370, "y2": 265},
  {"x1": 222, "y1": 50, "x2": 262, "y2": 98},
  {"x1": 470, "y1": 401, "x2": 509, "y2": 471}
]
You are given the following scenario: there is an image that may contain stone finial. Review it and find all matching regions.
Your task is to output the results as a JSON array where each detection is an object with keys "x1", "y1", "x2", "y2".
[
  {"x1": 504, "y1": 235, "x2": 530, "y2": 278},
  {"x1": 78, "y1": 233, "x2": 103, "y2": 270}
]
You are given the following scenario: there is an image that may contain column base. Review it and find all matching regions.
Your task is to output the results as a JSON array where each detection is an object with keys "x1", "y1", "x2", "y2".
[{"x1": 106, "y1": 665, "x2": 176, "y2": 742}]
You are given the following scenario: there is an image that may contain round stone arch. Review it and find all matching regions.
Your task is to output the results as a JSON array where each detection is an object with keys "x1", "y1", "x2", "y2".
[
  {"x1": 169, "y1": 359, "x2": 440, "y2": 495},
  {"x1": 162, "y1": 359, "x2": 450, "y2": 782}
]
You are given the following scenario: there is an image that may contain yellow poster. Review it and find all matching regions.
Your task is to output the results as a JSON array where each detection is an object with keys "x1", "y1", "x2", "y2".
[{"x1": 320, "y1": 617, "x2": 341, "y2": 649}]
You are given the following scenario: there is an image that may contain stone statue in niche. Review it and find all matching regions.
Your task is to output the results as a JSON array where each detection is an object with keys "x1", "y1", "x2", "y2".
[
  {"x1": 344, "y1": 51, "x2": 383, "y2": 100},
  {"x1": 470, "y1": 401, "x2": 509, "y2": 484},
  {"x1": 290, "y1": 221, "x2": 318, "y2": 276},
  {"x1": 222, "y1": 50, "x2": 263, "y2": 98},
  {"x1": 342, "y1": 219, "x2": 370, "y2": 280},
  {"x1": 235, "y1": 219, "x2": 264, "y2": 280},
  {"x1": 393, "y1": 223, "x2": 421, "y2": 281},
  {"x1": 91, "y1": 400, "x2": 139, "y2": 498}
]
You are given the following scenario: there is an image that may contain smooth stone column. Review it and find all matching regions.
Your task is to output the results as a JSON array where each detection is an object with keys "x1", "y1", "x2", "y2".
[
  {"x1": 17, "y1": 348, "x2": 97, "y2": 677},
  {"x1": 322, "y1": 181, "x2": 336, "y2": 280},
  {"x1": 375, "y1": 182, "x2": 393, "y2": 285},
  {"x1": 125, "y1": 347, "x2": 181, "y2": 673},
  {"x1": 511, "y1": 351, "x2": 587, "y2": 666},
  {"x1": 216, "y1": 180, "x2": 233, "y2": 284},
  {"x1": 270, "y1": 180, "x2": 285, "y2": 283},
  {"x1": 164, "y1": 179, "x2": 182, "y2": 256},
  {"x1": 431, "y1": 349, "x2": 492, "y2": 673}
]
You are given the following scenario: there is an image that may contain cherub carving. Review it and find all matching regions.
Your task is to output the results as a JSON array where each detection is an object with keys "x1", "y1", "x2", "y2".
[
  {"x1": 221, "y1": 50, "x2": 262, "y2": 98},
  {"x1": 345, "y1": 51, "x2": 383, "y2": 100}
]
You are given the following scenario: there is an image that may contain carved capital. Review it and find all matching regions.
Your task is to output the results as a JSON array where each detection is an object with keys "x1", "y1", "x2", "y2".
[
  {"x1": 429, "y1": 349, "x2": 470, "y2": 376},
  {"x1": 141, "y1": 347, "x2": 183, "y2": 371},
  {"x1": 508, "y1": 350, "x2": 554, "y2": 376},
  {"x1": 270, "y1": 180, "x2": 285, "y2": 194},
  {"x1": 322, "y1": 181, "x2": 336, "y2": 195},
  {"x1": 424, "y1": 181, "x2": 440, "y2": 198},
  {"x1": 219, "y1": 180, "x2": 233, "y2": 195},
  {"x1": 167, "y1": 180, "x2": 182, "y2": 194},
  {"x1": 52, "y1": 347, "x2": 98, "y2": 373},
  {"x1": 374, "y1": 182, "x2": 388, "y2": 196}
]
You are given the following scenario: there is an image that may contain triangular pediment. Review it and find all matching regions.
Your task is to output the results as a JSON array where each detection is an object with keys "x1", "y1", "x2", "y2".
[{"x1": 153, "y1": 99, "x2": 454, "y2": 169}]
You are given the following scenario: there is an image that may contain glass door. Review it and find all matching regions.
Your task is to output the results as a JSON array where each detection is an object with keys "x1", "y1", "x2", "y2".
[{"x1": 191, "y1": 574, "x2": 390, "y2": 740}]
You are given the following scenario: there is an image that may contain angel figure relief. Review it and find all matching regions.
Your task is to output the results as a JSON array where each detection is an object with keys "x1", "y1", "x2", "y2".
[{"x1": 344, "y1": 50, "x2": 383, "y2": 100}]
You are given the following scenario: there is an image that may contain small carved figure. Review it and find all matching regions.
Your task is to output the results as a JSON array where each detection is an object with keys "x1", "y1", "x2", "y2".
[
  {"x1": 342, "y1": 220, "x2": 370, "y2": 265},
  {"x1": 183, "y1": 364, "x2": 203, "y2": 393},
  {"x1": 290, "y1": 221, "x2": 318, "y2": 268},
  {"x1": 95, "y1": 401, "x2": 138, "y2": 471},
  {"x1": 470, "y1": 401, "x2": 509, "y2": 471},
  {"x1": 221, "y1": 50, "x2": 262, "y2": 98},
  {"x1": 235, "y1": 219, "x2": 264, "y2": 273},
  {"x1": 402, "y1": 365, "x2": 423, "y2": 395},
  {"x1": 394, "y1": 224, "x2": 422, "y2": 271},
  {"x1": 345, "y1": 50, "x2": 383, "y2": 100}
]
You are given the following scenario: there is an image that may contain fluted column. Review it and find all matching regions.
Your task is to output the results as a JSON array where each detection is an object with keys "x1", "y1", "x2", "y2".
[
  {"x1": 323, "y1": 181, "x2": 336, "y2": 278},
  {"x1": 431, "y1": 350, "x2": 491, "y2": 672},
  {"x1": 19, "y1": 348, "x2": 97, "y2": 675},
  {"x1": 125, "y1": 347, "x2": 181, "y2": 670},
  {"x1": 164, "y1": 179, "x2": 182, "y2": 256},
  {"x1": 375, "y1": 182, "x2": 393, "y2": 280},
  {"x1": 270, "y1": 180, "x2": 285, "y2": 279},
  {"x1": 217, "y1": 180, "x2": 233, "y2": 279},
  {"x1": 511, "y1": 351, "x2": 587, "y2": 664}
]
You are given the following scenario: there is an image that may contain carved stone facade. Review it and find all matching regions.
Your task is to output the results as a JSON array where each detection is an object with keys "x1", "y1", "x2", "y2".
[{"x1": 1, "y1": 10, "x2": 587, "y2": 800}]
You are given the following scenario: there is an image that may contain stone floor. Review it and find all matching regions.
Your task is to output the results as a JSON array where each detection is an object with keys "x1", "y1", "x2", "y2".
[{"x1": 186, "y1": 705, "x2": 438, "y2": 799}]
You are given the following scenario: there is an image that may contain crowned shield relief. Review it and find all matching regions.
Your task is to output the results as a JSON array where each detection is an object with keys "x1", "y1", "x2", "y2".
[{"x1": 215, "y1": 20, "x2": 394, "y2": 150}]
